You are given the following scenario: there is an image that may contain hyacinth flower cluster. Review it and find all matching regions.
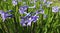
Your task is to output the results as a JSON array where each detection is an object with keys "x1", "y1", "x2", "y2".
[
  {"x1": 0, "y1": 0, "x2": 60, "y2": 26},
  {"x1": 0, "y1": 0, "x2": 60, "y2": 33},
  {"x1": 19, "y1": 5, "x2": 46, "y2": 26},
  {"x1": 18, "y1": 1, "x2": 60, "y2": 26},
  {"x1": 0, "y1": 10, "x2": 13, "y2": 22}
]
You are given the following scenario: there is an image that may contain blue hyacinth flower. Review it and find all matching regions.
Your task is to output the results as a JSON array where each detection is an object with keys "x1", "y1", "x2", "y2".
[
  {"x1": 20, "y1": 19, "x2": 26, "y2": 26},
  {"x1": 12, "y1": 0, "x2": 17, "y2": 6},
  {"x1": 26, "y1": 18, "x2": 33, "y2": 26},
  {"x1": 0, "y1": 10, "x2": 13, "y2": 22},
  {"x1": 20, "y1": 10, "x2": 40, "y2": 26},
  {"x1": 20, "y1": 18, "x2": 32, "y2": 26},
  {"x1": 20, "y1": 15, "x2": 39, "y2": 26},
  {"x1": 31, "y1": 15, "x2": 39, "y2": 22},
  {"x1": 19, "y1": 6, "x2": 28, "y2": 14},
  {"x1": 20, "y1": 6, "x2": 28, "y2": 11},
  {"x1": 20, "y1": 13, "x2": 32, "y2": 26},
  {"x1": 52, "y1": 6, "x2": 59, "y2": 13}
]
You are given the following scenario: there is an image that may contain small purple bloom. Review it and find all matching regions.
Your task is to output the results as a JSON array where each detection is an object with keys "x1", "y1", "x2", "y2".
[
  {"x1": 20, "y1": 17, "x2": 32, "y2": 26},
  {"x1": 1, "y1": 13, "x2": 8, "y2": 22},
  {"x1": 20, "y1": 6, "x2": 28, "y2": 11},
  {"x1": 31, "y1": 15, "x2": 39, "y2": 22},
  {"x1": 19, "y1": 6, "x2": 28, "y2": 14},
  {"x1": 20, "y1": 19, "x2": 26, "y2": 26},
  {"x1": 27, "y1": 21, "x2": 31, "y2": 26},
  {"x1": 26, "y1": 18, "x2": 33, "y2": 26},
  {"x1": 35, "y1": 11, "x2": 40, "y2": 15},
  {"x1": 20, "y1": 13, "x2": 32, "y2": 26},
  {"x1": 12, "y1": 0, "x2": 17, "y2": 6},
  {"x1": 0, "y1": 10, "x2": 13, "y2": 22},
  {"x1": 43, "y1": 0, "x2": 46, "y2": 3},
  {"x1": 19, "y1": 9, "x2": 25, "y2": 14},
  {"x1": 52, "y1": 6, "x2": 59, "y2": 12}
]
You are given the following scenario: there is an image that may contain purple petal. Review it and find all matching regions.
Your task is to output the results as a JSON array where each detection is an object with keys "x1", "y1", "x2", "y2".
[
  {"x1": 27, "y1": 21, "x2": 31, "y2": 26},
  {"x1": 0, "y1": 10, "x2": 13, "y2": 22},
  {"x1": 20, "y1": 15, "x2": 32, "y2": 26},
  {"x1": 12, "y1": 0, "x2": 17, "y2": 6},
  {"x1": 19, "y1": 6, "x2": 28, "y2": 14},
  {"x1": 52, "y1": 6, "x2": 59, "y2": 12},
  {"x1": 43, "y1": 0, "x2": 46, "y2": 3},
  {"x1": 19, "y1": 9, "x2": 25, "y2": 14},
  {"x1": 31, "y1": 15, "x2": 39, "y2": 22},
  {"x1": 20, "y1": 6, "x2": 28, "y2": 11},
  {"x1": 1, "y1": 12, "x2": 7, "y2": 22},
  {"x1": 26, "y1": 18, "x2": 33, "y2": 26}
]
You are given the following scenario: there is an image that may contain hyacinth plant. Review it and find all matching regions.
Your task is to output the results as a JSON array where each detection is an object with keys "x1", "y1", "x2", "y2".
[{"x1": 0, "y1": 0, "x2": 60, "y2": 33}]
